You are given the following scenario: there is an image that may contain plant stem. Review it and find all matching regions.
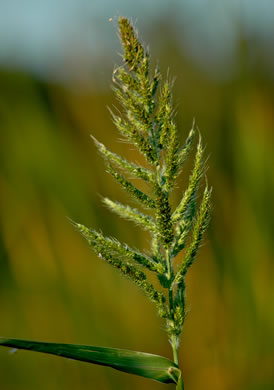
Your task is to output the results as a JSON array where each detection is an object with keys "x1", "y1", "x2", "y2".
[
  {"x1": 176, "y1": 375, "x2": 184, "y2": 390},
  {"x1": 165, "y1": 249, "x2": 178, "y2": 364},
  {"x1": 169, "y1": 335, "x2": 184, "y2": 390},
  {"x1": 170, "y1": 334, "x2": 179, "y2": 365}
]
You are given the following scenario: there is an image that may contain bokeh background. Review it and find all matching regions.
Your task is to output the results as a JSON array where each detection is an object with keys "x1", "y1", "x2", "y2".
[{"x1": 0, "y1": 1, "x2": 273, "y2": 389}]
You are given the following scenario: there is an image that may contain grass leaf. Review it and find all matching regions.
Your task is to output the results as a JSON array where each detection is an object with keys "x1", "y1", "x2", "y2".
[{"x1": 0, "y1": 338, "x2": 179, "y2": 384}]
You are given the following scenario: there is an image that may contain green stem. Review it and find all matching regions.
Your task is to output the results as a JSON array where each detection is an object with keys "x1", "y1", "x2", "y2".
[
  {"x1": 169, "y1": 336, "x2": 184, "y2": 389},
  {"x1": 176, "y1": 374, "x2": 184, "y2": 390},
  {"x1": 162, "y1": 215, "x2": 183, "y2": 388},
  {"x1": 170, "y1": 334, "x2": 179, "y2": 366}
]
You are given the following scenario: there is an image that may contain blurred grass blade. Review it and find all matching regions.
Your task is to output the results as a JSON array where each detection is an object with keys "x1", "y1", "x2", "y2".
[{"x1": 0, "y1": 338, "x2": 179, "y2": 384}]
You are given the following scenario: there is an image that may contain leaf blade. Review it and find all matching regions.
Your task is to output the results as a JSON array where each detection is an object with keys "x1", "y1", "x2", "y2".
[{"x1": 0, "y1": 338, "x2": 178, "y2": 384}]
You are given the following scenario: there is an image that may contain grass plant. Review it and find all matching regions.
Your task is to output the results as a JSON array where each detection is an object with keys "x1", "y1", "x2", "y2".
[{"x1": 0, "y1": 17, "x2": 211, "y2": 389}]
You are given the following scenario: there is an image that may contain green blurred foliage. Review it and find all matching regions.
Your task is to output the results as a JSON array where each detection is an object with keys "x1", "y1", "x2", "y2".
[{"x1": 0, "y1": 20, "x2": 273, "y2": 390}]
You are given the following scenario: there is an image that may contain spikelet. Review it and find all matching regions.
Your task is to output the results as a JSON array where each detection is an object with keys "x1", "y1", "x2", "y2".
[
  {"x1": 174, "y1": 185, "x2": 212, "y2": 284},
  {"x1": 91, "y1": 135, "x2": 154, "y2": 183},
  {"x1": 103, "y1": 198, "x2": 158, "y2": 236},
  {"x1": 172, "y1": 136, "x2": 205, "y2": 224},
  {"x1": 107, "y1": 164, "x2": 156, "y2": 209}
]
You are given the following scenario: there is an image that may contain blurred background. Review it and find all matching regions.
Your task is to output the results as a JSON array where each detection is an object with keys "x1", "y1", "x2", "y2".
[{"x1": 0, "y1": 1, "x2": 273, "y2": 389}]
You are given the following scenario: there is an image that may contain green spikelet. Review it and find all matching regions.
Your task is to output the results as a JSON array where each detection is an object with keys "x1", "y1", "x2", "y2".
[
  {"x1": 110, "y1": 112, "x2": 158, "y2": 164},
  {"x1": 103, "y1": 198, "x2": 158, "y2": 236},
  {"x1": 177, "y1": 124, "x2": 196, "y2": 167},
  {"x1": 150, "y1": 65, "x2": 161, "y2": 97},
  {"x1": 107, "y1": 164, "x2": 156, "y2": 209},
  {"x1": 154, "y1": 183, "x2": 174, "y2": 248},
  {"x1": 140, "y1": 280, "x2": 168, "y2": 318},
  {"x1": 157, "y1": 81, "x2": 173, "y2": 149},
  {"x1": 91, "y1": 135, "x2": 154, "y2": 183},
  {"x1": 172, "y1": 136, "x2": 205, "y2": 224},
  {"x1": 174, "y1": 185, "x2": 212, "y2": 284},
  {"x1": 172, "y1": 280, "x2": 186, "y2": 337},
  {"x1": 114, "y1": 67, "x2": 140, "y2": 95},
  {"x1": 118, "y1": 17, "x2": 144, "y2": 72},
  {"x1": 172, "y1": 218, "x2": 193, "y2": 258},
  {"x1": 151, "y1": 234, "x2": 163, "y2": 260},
  {"x1": 72, "y1": 222, "x2": 160, "y2": 273},
  {"x1": 113, "y1": 86, "x2": 152, "y2": 133},
  {"x1": 163, "y1": 121, "x2": 179, "y2": 192}
]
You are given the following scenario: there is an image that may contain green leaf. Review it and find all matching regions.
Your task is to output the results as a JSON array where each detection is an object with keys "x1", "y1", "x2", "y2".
[{"x1": 0, "y1": 338, "x2": 179, "y2": 384}]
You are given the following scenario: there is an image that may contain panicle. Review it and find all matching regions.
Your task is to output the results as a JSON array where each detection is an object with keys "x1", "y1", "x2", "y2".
[{"x1": 73, "y1": 17, "x2": 211, "y2": 346}]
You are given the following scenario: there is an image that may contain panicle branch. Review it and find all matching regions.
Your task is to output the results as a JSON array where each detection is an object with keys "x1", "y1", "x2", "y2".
[
  {"x1": 72, "y1": 221, "x2": 161, "y2": 273},
  {"x1": 107, "y1": 164, "x2": 156, "y2": 209},
  {"x1": 103, "y1": 197, "x2": 159, "y2": 237},
  {"x1": 91, "y1": 135, "x2": 154, "y2": 183}
]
